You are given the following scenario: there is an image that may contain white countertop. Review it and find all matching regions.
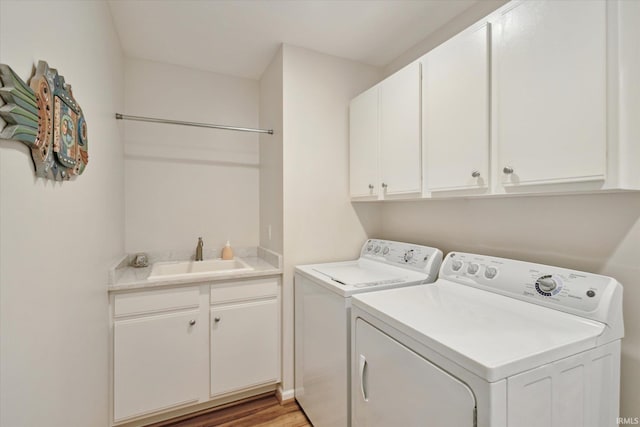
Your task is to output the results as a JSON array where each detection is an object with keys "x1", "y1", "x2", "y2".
[{"x1": 109, "y1": 247, "x2": 282, "y2": 292}]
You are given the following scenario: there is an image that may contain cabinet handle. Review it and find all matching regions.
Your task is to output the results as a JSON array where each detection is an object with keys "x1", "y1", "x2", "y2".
[
  {"x1": 381, "y1": 183, "x2": 388, "y2": 189},
  {"x1": 503, "y1": 166, "x2": 514, "y2": 174},
  {"x1": 368, "y1": 184, "x2": 374, "y2": 190},
  {"x1": 214, "y1": 316, "x2": 221, "y2": 323},
  {"x1": 471, "y1": 170, "x2": 481, "y2": 178},
  {"x1": 359, "y1": 354, "x2": 368, "y2": 402},
  {"x1": 189, "y1": 319, "x2": 196, "y2": 326}
]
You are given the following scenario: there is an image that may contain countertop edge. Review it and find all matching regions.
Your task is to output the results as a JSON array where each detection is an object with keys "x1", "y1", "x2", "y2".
[
  {"x1": 108, "y1": 267, "x2": 283, "y2": 293},
  {"x1": 108, "y1": 247, "x2": 283, "y2": 293}
]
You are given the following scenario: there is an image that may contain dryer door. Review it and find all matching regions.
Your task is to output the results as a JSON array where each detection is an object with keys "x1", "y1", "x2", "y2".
[{"x1": 354, "y1": 318, "x2": 476, "y2": 427}]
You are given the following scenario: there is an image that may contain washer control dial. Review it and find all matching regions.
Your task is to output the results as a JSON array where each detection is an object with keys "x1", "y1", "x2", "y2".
[
  {"x1": 403, "y1": 250, "x2": 414, "y2": 262},
  {"x1": 382, "y1": 247, "x2": 390, "y2": 255},
  {"x1": 374, "y1": 245, "x2": 381, "y2": 254},
  {"x1": 467, "y1": 263, "x2": 479, "y2": 275},
  {"x1": 451, "y1": 260, "x2": 463, "y2": 271},
  {"x1": 485, "y1": 266, "x2": 498, "y2": 279}
]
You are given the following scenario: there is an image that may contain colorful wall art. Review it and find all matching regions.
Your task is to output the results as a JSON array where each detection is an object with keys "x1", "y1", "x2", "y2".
[{"x1": 0, "y1": 61, "x2": 88, "y2": 181}]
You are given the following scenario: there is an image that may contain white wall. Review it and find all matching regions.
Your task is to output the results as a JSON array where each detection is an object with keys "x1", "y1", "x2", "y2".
[
  {"x1": 279, "y1": 45, "x2": 382, "y2": 392},
  {"x1": 124, "y1": 58, "x2": 260, "y2": 255},
  {"x1": 0, "y1": 1, "x2": 124, "y2": 426},
  {"x1": 259, "y1": 48, "x2": 284, "y2": 254}
]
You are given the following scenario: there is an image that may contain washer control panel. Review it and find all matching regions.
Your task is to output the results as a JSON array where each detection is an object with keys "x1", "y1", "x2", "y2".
[
  {"x1": 441, "y1": 252, "x2": 617, "y2": 314},
  {"x1": 361, "y1": 239, "x2": 442, "y2": 274}
]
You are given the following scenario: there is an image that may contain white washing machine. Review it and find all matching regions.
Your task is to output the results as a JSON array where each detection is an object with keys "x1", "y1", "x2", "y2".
[
  {"x1": 294, "y1": 239, "x2": 443, "y2": 427},
  {"x1": 351, "y1": 252, "x2": 624, "y2": 427}
]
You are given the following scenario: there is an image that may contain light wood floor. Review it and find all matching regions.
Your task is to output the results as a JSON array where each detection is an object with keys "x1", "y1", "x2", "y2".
[{"x1": 147, "y1": 394, "x2": 312, "y2": 427}]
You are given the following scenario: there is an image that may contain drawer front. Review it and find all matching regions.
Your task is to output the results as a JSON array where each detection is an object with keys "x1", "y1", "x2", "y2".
[
  {"x1": 211, "y1": 277, "x2": 279, "y2": 304},
  {"x1": 114, "y1": 286, "x2": 200, "y2": 318}
]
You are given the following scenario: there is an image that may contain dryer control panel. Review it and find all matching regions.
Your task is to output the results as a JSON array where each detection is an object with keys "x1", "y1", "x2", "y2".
[
  {"x1": 440, "y1": 252, "x2": 623, "y2": 327},
  {"x1": 361, "y1": 239, "x2": 443, "y2": 277}
]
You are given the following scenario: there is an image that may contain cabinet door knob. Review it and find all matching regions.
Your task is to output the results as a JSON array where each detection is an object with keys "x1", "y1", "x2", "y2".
[
  {"x1": 471, "y1": 170, "x2": 481, "y2": 178},
  {"x1": 368, "y1": 184, "x2": 374, "y2": 190},
  {"x1": 503, "y1": 166, "x2": 514, "y2": 174},
  {"x1": 189, "y1": 319, "x2": 196, "y2": 326},
  {"x1": 381, "y1": 183, "x2": 388, "y2": 189},
  {"x1": 214, "y1": 317, "x2": 221, "y2": 323}
]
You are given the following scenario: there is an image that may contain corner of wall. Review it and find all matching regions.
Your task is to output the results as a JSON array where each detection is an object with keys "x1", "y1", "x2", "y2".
[{"x1": 258, "y1": 47, "x2": 284, "y2": 254}]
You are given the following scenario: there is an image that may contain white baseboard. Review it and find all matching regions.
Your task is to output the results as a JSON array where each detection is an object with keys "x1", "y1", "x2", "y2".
[{"x1": 276, "y1": 385, "x2": 295, "y2": 403}]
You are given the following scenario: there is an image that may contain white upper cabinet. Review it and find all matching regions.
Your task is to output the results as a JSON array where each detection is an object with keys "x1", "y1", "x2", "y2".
[
  {"x1": 348, "y1": 0, "x2": 639, "y2": 201},
  {"x1": 617, "y1": 0, "x2": 640, "y2": 190},
  {"x1": 493, "y1": 0, "x2": 607, "y2": 188},
  {"x1": 349, "y1": 61, "x2": 421, "y2": 200},
  {"x1": 379, "y1": 61, "x2": 422, "y2": 197},
  {"x1": 422, "y1": 23, "x2": 490, "y2": 194},
  {"x1": 349, "y1": 87, "x2": 379, "y2": 198}
]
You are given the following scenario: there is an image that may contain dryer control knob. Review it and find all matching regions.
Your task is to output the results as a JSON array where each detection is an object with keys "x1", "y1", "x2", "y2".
[
  {"x1": 451, "y1": 260, "x2": 463, "y2": 271},
  {"x1": 485, "y1": 266, "x2": 498, "y2": 279},
  {"x1": 537, "y1": 276, "x2": 558, "y2": 292},
  {"x1": 374, "y1": 245, "x2": 381, "y2": 253},
  {"x1": 467, "y1": 263, "x2": 480, "y2": 275},
  {"x1": 382, "y1": 247, "x2": 390, "y2": 255}
]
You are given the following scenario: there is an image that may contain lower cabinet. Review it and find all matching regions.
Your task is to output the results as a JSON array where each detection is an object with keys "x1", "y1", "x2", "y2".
[
  {"x1": 113, "y1": 308, "x2": 206, "y2": 422},
  {"x1": 210, "y1": 294, "x2": 279, "y2": 396},
  {"x1": 111, "y1": 277, "x2": 281, "y2": 425}
]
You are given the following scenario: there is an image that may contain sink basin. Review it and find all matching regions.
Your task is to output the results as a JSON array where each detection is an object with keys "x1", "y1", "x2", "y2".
[{"x1": 148, "y1": 257, "x2": 253, "y2": 280}]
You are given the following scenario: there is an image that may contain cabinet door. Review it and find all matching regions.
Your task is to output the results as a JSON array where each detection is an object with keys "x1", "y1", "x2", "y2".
[
  {"x1": 423, "y1": 24, "x2": 490, "y2": 192},
  {"x1": 210, "y1": 298, "x2": 279, "y2": 396},
  {"x1": 353, "y1": 319, "x2": 476, "y2": 427},
  {"x1": 379, "y1": 61, "x2": 421, "y2": 196},
  {"x1": 349, "y1": 86, "x2": 379, "y2": 198},
  {"x1": 113, "y1": 310, "x2": 203, "y2": 422},
  {"x1": 494, "y1": 0, "x2": 606, "y2": 187}
]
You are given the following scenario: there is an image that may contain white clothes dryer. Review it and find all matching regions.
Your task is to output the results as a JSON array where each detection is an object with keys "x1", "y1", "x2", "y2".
[
  {"x1": 351, "y1": 252, "x2": 624, "y2": 427},
  {"x1": 294, "y1": 239, "x2": 443, "y2": 427}
]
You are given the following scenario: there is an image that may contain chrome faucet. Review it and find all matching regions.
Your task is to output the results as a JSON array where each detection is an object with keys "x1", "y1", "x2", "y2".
[{"x1": 195, "y1": 237, "x2": 204, "y2": 261}]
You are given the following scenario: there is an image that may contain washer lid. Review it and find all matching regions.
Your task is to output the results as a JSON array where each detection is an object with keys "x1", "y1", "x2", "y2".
[
  {"x1": 312, "y1": 263, "x2": 408, "y2": 286},
  {"x1": 296, "y1": 259, "x2": 432, "y2": 297},
  {"x1": 352, "y1": 281, "x2": 606, "y2": 382}
]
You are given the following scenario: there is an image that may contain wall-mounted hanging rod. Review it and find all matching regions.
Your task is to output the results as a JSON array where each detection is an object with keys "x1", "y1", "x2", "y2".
[{"x1": 115, "y1": 113, "x2": 273, "y2": 135}]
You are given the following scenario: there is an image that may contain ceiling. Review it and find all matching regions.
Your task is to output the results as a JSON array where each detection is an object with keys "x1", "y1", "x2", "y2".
[{"x1": 108, "y1": 0, "x2": 478, "y2": 80}]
